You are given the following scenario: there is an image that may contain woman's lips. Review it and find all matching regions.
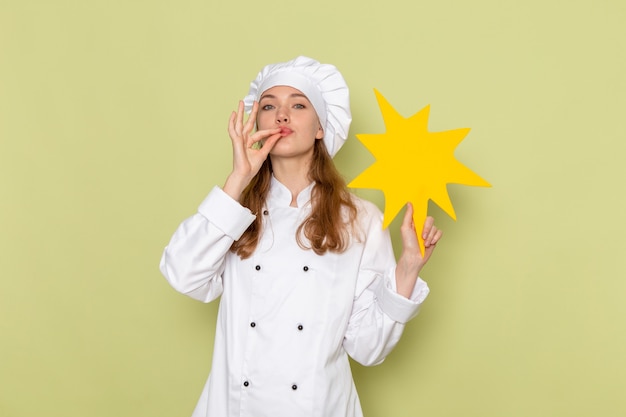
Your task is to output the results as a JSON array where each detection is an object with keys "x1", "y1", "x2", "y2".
[{"x1": 279, "y1": 127, "x2": 293, "y2": 137}]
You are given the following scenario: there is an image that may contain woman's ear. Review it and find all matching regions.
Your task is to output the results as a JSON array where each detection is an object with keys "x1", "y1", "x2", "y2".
[{"x1": 316, "y1": 124, "x2": 324, "y2": 139}]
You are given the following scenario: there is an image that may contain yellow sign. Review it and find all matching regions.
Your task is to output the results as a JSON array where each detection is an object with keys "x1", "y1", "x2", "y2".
[{"x1": 349, "y1": 90, "x2": 491, "y2": 255}]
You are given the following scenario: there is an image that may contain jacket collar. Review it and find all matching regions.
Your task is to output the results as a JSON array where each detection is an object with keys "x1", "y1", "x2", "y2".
[{"x1": 268, "y1": 175, "x2": 314, "y2": 209}]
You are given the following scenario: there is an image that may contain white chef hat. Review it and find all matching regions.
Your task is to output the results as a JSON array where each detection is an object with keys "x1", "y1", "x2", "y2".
[{"x1": 243, "y1": 56, "x2": 351, "y2": 157}]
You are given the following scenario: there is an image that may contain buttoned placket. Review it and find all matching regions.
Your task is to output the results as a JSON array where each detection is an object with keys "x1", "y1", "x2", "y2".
[{"x1": 241, "y1": 194, "x2": 318, "y2": 408}]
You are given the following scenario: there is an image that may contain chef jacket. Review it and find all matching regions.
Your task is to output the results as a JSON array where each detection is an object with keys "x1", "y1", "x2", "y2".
[{"x1": 160, "y1": 176, "x2": 429, "y2": 417}]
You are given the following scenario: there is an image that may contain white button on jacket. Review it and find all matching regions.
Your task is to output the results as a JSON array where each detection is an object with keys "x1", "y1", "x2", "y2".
[{"x1": 160, "y1": 177, "x2": 429, "y2": 417}]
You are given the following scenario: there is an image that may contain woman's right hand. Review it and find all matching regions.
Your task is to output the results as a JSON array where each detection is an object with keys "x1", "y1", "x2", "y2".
[{"x1": 223, "y1": 100, "x2": 282, "y2": 201}]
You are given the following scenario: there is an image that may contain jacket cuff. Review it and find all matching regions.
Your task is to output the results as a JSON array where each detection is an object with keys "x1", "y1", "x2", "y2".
[
  {"x1": 375, "y1": 270, "x2": 430, "y2": 324},
  {"x1": 198, "y1": 186, "x2": 256, "y2": 240}
]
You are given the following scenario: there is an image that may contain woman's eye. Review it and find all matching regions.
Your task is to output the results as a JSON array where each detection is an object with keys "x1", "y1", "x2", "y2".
[
  {"x1": 261, "y1": 104, "x2": 274, "y2": 110},
  {"x1": 293, "y1": 103, "x2": 305, "y2": 109}
]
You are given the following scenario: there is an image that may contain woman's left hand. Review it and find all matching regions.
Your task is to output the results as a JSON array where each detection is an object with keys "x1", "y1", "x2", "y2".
[
  {"x1": 396, "y1": 203, "x2": 442, "y2": 297},
  {"x1": 400, "y1": 203, "x2": 443, "y2": 267}
]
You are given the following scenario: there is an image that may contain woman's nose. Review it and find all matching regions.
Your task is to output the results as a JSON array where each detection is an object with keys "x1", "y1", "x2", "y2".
[{"x1": 276, "y1": 109, "x2": 289, "y2": 123}]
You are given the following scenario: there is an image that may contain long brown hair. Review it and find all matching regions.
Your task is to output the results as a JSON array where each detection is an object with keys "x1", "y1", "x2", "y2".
[{"x1": 231, "y1": 140, "x2": 358, "y2": 259}]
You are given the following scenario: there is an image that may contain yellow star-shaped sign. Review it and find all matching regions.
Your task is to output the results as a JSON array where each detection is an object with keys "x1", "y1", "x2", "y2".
[{"x1": 348, "y1": 89, "x2": 491, "y2": 255}]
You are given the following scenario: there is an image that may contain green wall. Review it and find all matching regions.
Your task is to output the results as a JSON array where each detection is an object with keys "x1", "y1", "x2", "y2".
[{"x1": 1, "y1": 0, "x2": 625, "y2": 416}]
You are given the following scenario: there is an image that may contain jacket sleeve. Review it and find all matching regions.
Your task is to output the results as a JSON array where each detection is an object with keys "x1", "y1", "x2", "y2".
[
  {"x1": 342, "y1": 202, "x2": 430, "y2": 366},
  {"x1": 159, "y1": 186, "x2": 256, "y2": 303}
]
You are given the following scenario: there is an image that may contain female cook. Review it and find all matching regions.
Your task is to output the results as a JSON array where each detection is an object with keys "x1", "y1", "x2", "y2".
[{"x1": 160, "y1": 56, "x2": 442, "y2": 417}]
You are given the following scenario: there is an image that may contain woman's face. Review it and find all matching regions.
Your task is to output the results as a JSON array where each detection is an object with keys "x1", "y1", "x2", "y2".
[{"x1": 256, "y1": 85, "x2": 324, "y2": 159}]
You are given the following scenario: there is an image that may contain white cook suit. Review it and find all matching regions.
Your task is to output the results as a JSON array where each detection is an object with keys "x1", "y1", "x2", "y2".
[{"x1": 160, "y1": 176, "x2": 429, "y2": 417}]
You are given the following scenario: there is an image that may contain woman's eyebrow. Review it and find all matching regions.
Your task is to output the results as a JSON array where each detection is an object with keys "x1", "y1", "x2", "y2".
[
  {"x1": 259, "y1": 94, "x2": 276, "y2": 101},
  {"x1": 259, "y1": 93, "x2": 309, "y2": 101}
]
